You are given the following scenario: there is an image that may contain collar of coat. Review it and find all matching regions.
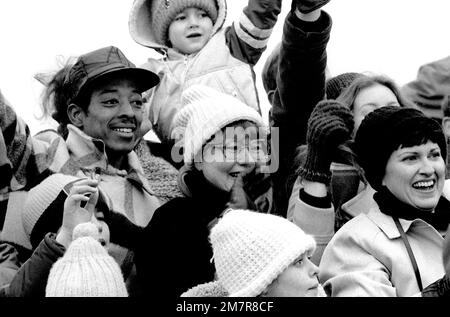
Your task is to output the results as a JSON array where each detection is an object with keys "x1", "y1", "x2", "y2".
[
  {"x1": 366, "y1": 187, "x2": 450, "y2": 239},
  {"x1": 51, "y1": 124, "x2": 153, "y2": 195}
]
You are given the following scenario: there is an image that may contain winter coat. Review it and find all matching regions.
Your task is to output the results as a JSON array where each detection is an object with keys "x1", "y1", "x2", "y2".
[
  {"x1": 268, "y1": 10, "x2": 331, "y2": 217},
  {"x1": 2, "y1": 219, "x2": 148, "y2": 297},
  {"x1": 132, "y1": 169, "x2": 232, "y2": 298},
  {"x1": 133, "y1": 0, "x2": 282, "y2": 144},
  {"x1": 287, "y1": 162, "x2": 376, "y2": 265},
  {"x1": 319, "y1": 204, "x2": 446, "y2": 297},
  {"x1": 2, "y1": 233, "x2": 64, "y2": 297},
  {"x1": 1, "y1": 124, "x2": 161, "y2": 251},
  {"x1": 0, "y1": 124, "x2": 161, "y2": 292},
  {"x1": 0, "y1": 93, "x2": 42, "y2": 232}
]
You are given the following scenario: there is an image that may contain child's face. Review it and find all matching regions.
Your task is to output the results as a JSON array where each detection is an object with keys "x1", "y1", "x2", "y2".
[
  {"x1": 263, "y1": 253, "x2": 320, "y2": 297},
  {"x1": 168, "y1": 7, "x2": 213, "y2": 55},
  {"x1": 195, "y1": 122, "x2": 261, "y2": 192}
]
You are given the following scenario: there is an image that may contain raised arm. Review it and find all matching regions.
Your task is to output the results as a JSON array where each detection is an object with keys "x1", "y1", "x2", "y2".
[
  {"x1": 269, "y1": 1, "x2": 332, "y2": 216},
  {"x1": 226, "y1": 0, "x2": 282, "y2": 65}
]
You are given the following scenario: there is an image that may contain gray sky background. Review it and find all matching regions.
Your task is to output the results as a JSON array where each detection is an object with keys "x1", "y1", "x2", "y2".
[{"x1": 1, "y1": 0, "x2": 450, "y2": 137}]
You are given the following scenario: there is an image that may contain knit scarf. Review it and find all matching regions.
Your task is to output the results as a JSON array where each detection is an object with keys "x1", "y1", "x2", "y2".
[
  {"x1": 0, "y1": 95, "x2": 37, "y2": 196},
  {"x1": 373, "y1": 186, "x2": 450, "y2": 232}
]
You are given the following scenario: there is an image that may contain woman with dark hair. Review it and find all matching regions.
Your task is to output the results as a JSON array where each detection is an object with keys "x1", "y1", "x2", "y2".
[
  {"x1": 287, "y1": 75, "x2": 418, "y2": 264},
  {"x1": 319, "y1": 106, "x2": 450, "y2": 296}
]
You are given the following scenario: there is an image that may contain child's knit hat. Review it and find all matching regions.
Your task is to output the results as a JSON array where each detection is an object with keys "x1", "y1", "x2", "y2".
[
  {"x1": 46, "y1": 222, "x2": 128, "y2": 297},
  {"x1": 153, "y1": 0, "x2": 218, "y2": 46},
  {"x1": 210, "y1": 209, "x2": 316, "y2": 297},
  {"x1": 171, "y1": 85, "x2": 266, "y2": 165},
  {"x1": 129, "y1": 0, "x2": 219, "y2": 48}
]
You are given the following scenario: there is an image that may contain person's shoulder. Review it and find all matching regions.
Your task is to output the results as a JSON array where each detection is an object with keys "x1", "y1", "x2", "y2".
[
  {"x1": 152, "y1": 197, "x2": 195, "y2": 221},
  {"x1": 333, "y1": 209, "x2": 380, "y2": 242}
]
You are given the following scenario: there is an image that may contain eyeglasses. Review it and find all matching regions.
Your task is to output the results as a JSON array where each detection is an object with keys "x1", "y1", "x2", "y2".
[{"x1": 204, "y1": 139, "x2": 268, "y2": 162}]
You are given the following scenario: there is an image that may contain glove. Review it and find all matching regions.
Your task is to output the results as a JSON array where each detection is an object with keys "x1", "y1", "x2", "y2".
[
  {"x1": 293, "y1": 0, "x2": 331, "y2": 14},
  {"x1": 422, "y1": 275, "x2": 450, "y2": 297},
  {"x1": 225, "y1": 174, "x2": 256, "y2": 211},
  {"x1": 297, "y1": 100, "x2": 354, "y2": 184}
]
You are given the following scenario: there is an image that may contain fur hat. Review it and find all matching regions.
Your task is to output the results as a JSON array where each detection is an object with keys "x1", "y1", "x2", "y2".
[
  {"x1": 401, "y1": 56, "x2": 450, "y2": 120},
  {"x1": 22, "y1": 173, "x2": 81, "y2": 249},
  {"x1": 354, "y1": 106, "x2": 447, "y2": 191},
  {"x1": 129, "y1": 0, "x2": 220, "y2": 48},
  {"x1": 210, "y1": 209, "x2": 316, "y2": 297},
  {"x1": 171, "y1": 85, "x2": 266, "y2": 165},
  {"x1": 46, "y1": 222, "x2": 128, "y2": 297}
]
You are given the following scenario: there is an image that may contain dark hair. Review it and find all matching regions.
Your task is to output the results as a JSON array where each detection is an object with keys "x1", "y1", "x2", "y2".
[
  {"x1": 337, "y1": 74, "x2": 416, "y2": 111},
  {"x1": 354, "y1": 106, "x2": 446, "y2": 191},
  {"x1": 39, "y1": 61, "x2": 91, "y2": 139}
]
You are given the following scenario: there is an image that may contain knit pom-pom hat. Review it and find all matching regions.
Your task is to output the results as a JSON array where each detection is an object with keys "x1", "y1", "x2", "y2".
[
  {"x1": 46, "y1": 222, "x2": 128, "y2": 297},
  {"x1": 181, "y1": 281, "x2": 229, "y2": 297},
  {"x1": 171, "y1": 85, "x2": 266, "y2": 165},
  {"x1": 210, "y1": 209, "x2": 316, "y2": 297},
  {"x1": 354, "y1": 106, "x2": 447, "y2": 191},
  {"x1": 152, "y1": 0, "x2": 218, "y2": 46},
  {"x1": 129, "y1": 0, "x2": 219, "y2": 48}
]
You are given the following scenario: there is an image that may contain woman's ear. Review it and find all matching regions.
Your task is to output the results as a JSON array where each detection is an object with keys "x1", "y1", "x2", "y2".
[{"x1": 67, "y1": 103, "x2": 85, "y2": 128}]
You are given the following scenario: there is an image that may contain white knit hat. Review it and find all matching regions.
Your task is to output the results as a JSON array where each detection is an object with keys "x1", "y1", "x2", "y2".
[
  {"x1": 210, "y1": 209, "x2": 316, "y2": 297},
  {"x1": 171, "y1": 85, "x2": 266, "y2": 165},
  {"x1": 22, "y1": 173, "x2": 81, "y2": 248},
  {"x1": 46, "y1": 222, "x2": 128, "y2": 297}
]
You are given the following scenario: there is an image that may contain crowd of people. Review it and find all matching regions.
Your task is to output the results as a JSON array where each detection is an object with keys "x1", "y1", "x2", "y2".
[{"x1": 0, "y1": 0, "x2": 450, "y2": 299}]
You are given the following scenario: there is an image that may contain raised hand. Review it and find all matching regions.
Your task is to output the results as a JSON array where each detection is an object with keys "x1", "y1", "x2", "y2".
[
  {"x1": 226, "y1": 174, "x2": 256, "y2": 211},
  {"x1": 297, "y1": 100, "x2": 354, "y2": 184},
  {"x1": 57, "y1": 178, "x2": 99, "y2": 247}
]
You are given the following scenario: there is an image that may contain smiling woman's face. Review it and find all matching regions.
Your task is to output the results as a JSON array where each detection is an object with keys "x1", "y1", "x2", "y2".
[
  {"x1": 194, "y1": 121, "x2": 262, "y2": 192},
  {"x1": 382, "y1": 140, "x2": 445, "y2": 211},
  {"x1": 79, "y1": 77, "x2": 143, "y2": 156}
]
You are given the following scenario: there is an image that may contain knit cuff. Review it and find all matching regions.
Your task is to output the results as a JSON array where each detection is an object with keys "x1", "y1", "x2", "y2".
[
  {"x1": 299, "y1": 188, "x2": 331, "y2": 208},
  {"x1": 297, "y1": 150, "x2": 332, "y2": 184}
]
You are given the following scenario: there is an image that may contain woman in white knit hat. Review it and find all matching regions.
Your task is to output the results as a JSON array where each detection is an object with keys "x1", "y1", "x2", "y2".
[
  {"x1": 182, "y1": 209, "x2": 325, "y2": 297},
  {"x1": 126, "y1": 84, "x2": 272, "y2": 298},
  {"x1": 2, "y1": 85, "x2": 270, "y2": 298}
]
